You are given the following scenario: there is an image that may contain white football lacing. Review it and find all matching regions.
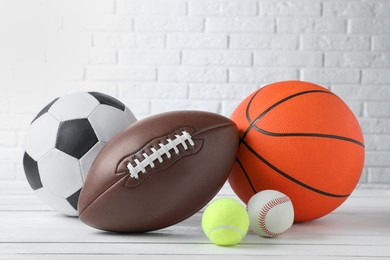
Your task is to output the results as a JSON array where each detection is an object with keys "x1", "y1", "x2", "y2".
[{"x1": 127, "y1": 131, "x2": 195, "y2": 179}]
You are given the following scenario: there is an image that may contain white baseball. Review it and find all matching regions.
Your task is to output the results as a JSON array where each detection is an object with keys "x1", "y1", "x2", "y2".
[{"x1": 247, "y1": 190, "x2": 294, "y2": 238}]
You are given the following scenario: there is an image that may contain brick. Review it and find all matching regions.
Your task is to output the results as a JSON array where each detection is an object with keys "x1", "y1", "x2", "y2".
[
  {"x1": 206, "y1": 18, "x2": 274, "y2": 32},
  {"x1": 230, "y1": 34, "x2": 298, "y2": 50},
  {"x1": 365, "y1": 151, "x2": 390, "y2": 167},
  {"x1": 87, "y1": 66, "x2": 156, "y2": 81},
  {"x1": 14, "y1": 65, "x2": 84, "y2": 81},
  {"x1": 374, "y1": 2, "x2": 390, "y2": 17},
  {"x1": 16, "y1": 163, "x2": 26, "y2": 180},
  {"x1": 0, "y1": 80, "x2": 45, "y2": 97},
  {"x1": 135, "y1": 17, "x2": 204, "y2": 32},
  {"x1": 301, "y1": 35, "x2": 370, "y2": 51},
  {"x1": 277, "y1": 18, "x2": 346, "y2": 33},
  {"x1": 373, "y1": 36, "x2": 390, "y2": 51},
  {"x1": 9, "y1": 97, "x2": 49, "y2": 115},
  {"x1": 83, "y1": 15, "x2": 133, "y2": 31},
  {"x1": 0, "y1": 115, "x2": 31, "y2": 131},
  {"x1": 119, "y1": 83, "x2": 188, "y2": 99},
  {"x1": 93, "y1": 33, "x2": 165, "y2": 48},
  {"x1": 368, "y1": 168, "x2": 390, "y2": 184},
  {"x1": 350, "y1": 19, "x2": 390, "y2": 34},
  {"x1": 189, "y1": 84, "x2": 257, "y2": 99},
  {"x1": 254, "y1": 51, "x2": 322, "y2": 67},
  {"x1": 0, "y1": 148, "x2": 19, "y2": 163},
  {"x1": 331, "y1": 85, "x2": 390, "y2": 101},
  {"x1": 81, "y1": 49, "x2": 117, "y2": 64},
  {"x1": 159, "y1": 68, "x2": 227, "y2": 83},
  {"x1": 117, "y1": 0, "x2": 186, "y2": 15},
  {"x1": 365, "y1": 102, "x2": 390, "y2": 117},
  {"x1": 345, "y1": 101, "x2": 362, "y2": 117},
  {"x1": 167, "y1": 33, "x2": 227, "y2": 49},
  {"x1": 46, "y1": 82, "x2": 117, "y2": 97},
  {"x1": 0, "y1": 131, "x2": 17, "y2": 147},
  {"x1": 325, "y1": 52, "x2": 390, "y2": 68},
  {"x1": 363, "y1": 69, "x2": 390, "y2": 84},
  {"x1": 82, "y1": 0, "x2": 115, "y2": 14},
  {"x1": 358, "y1": 118, "x2": 390, "y2": 134},
  {"x1": 221, "y1": 100, "x2": 241, "y2": 117},
  {"x1": 229, "y1": 68, "x2": 298, "y2": 83},
  {"x1": 0, "y1": 164, "x2": 16, "y2": 180},
  {"x1": 359, "y1": 168, "x2": 368, "y2": 184},
  {"x1": 189, "y1": 0, "x2": 257, "y2": 16},
  {"x1": 83, "y1": 33, "x2": 93, "y2": 47},
  {"x1": 183, "y1": 51, "x2": 252, "y2": 66},
  {"x1": 301, "y1": 69, "x2": 360, "y2": 84},
  {"x1": 151, "y1": 100, "x2": 221, "y2": 114},
  {"x1": 119, "y1": 50, "x2": 180, "y2": 65},
  {"x1": 323, "y1": 2, "x2": 375, "y2": 17},
  {"x1": 0, "y1": 100, "x2": 8, "y2": 113},
  {"x1": 365, "y1": 135, "x2": 390, "y2": 151},
  {"x1": 0, "y1": 67, "x2": 14, "y2": 80},
  {"x1": 17, "y1": 131, "x2": 26, "y2": 147},
  {"x1": 121, "y1": 99, "x2": 150, "y2": 116},
  {"x1": 259, "y1": 1, "x2": 321, "y2": 17}
]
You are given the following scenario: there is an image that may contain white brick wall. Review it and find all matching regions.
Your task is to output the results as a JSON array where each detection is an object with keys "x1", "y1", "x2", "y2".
[{"x1": 0, "y1": 0, "x2": 389, "y2": 186}]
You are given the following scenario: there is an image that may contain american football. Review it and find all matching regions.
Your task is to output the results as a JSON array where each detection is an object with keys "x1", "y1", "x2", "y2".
[{"x1": 78, "y1": 111, "x2": 239, "y2": 232}]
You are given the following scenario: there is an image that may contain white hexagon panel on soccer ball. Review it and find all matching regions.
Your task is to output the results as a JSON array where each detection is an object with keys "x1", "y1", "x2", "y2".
[
  {"x1": 38, "y1": 149, "x2": 83, "y2": 198},
  {"x1": 24, "y1": 113, "x2": 59, "y2": 161},
  {"x1": 35, "y1": 187, "x2": 78, "y2": 216},
  {"x1": 79, "y1": 141, "x2": 106, "y2": 181},
  {"x1": 88, "y1": 105, "x2": 136, "y2": 143},
  {"x1": 48, "y1": 92, "x2": 100, "y2": 122}
]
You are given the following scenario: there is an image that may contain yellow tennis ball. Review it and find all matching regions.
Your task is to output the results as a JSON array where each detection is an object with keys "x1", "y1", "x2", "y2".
[{"x1": 202, "y1": 198, "x2": 249, "y2": 246}]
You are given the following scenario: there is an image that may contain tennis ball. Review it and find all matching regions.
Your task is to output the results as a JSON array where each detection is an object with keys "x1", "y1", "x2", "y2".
[{"x1": 202, "y1": 198, "x2": 249, "y2": 246}]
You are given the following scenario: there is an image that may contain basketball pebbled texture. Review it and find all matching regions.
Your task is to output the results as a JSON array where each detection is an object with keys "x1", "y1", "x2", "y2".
[
  {"x1": 78, "y1": 111, "x2": 239, "y2": 232},
  {"x1": 229, "y1": 81, "x2": 365, "y2": 222}
]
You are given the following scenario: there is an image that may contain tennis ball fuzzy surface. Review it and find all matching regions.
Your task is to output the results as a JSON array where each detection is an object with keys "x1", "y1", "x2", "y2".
[{"x1": 202, "y1": 198, "x2": 249, "y2": 246}]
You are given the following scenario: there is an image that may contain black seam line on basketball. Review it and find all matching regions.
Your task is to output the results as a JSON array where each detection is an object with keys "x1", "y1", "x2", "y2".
[
  {"x1": 235, "y1": 158, "x2": 257, "y2": 195},
  {"x1": 245, "y1": 87, "x2": 264, "y2": 125},
  {"x1": 241, "y1": 90, "x2": 335, "y2": 144},
  {"x1": 255, "y1": 127, "x2": 365, "y2": 148},
  {"x1": 241, "y1": 140, "x2": 350, "y2": 198}
]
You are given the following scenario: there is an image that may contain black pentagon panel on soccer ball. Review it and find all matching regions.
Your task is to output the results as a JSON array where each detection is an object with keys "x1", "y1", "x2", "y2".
[
  {"x1": 23, "y1": 152, "x2": 43, "y2": 190},
  {"x1": 31, "y1": 98, "x2": 59, "y2": 124},
  {"x1": 89, "y1": 92, "x2": 125, "y2": 111},
  {"x1": 56, "y1": 119, "x2": 98, "y2": 159},
  {"x1": 66, "y1": 188, "x2": 81, "y2": 210}
]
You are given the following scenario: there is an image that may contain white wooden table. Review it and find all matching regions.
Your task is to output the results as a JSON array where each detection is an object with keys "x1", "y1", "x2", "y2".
[{"x1": 1, "y1": 181, "x2": 389, "y2": 259}]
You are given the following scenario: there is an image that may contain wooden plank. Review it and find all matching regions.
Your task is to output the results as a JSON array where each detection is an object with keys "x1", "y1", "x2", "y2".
[
  {"x1": 0, "y1": 208, "x2": 389, "y2": 244},
  {"x1": 1, "y1": 255, "x2": 376, "y2": 260},
  {"x1": 1, "y1": 183, "x2": 389, "y2": 258},
  {"x1": 1, "y1": 243, "x2": 389, "y2": 257}
]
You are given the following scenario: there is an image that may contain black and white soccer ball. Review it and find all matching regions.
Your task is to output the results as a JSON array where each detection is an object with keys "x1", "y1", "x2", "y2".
[{"x1": 23, "y1": 92, "x2": 137, "y2": 216}]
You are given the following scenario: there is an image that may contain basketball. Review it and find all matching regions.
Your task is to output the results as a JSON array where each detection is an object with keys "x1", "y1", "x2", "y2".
[{"x1": 229, "y1": 81, "x2": 365, "y2": 222}]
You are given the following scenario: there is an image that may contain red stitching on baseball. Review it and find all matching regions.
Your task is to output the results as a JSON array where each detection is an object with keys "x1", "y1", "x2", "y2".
[{"x1": 258, "y1": 196, "x2": 291, "y2": 237}]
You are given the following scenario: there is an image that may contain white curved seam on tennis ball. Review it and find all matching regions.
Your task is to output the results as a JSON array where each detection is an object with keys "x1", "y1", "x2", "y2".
[{"x1": 208, "y1": 225, "x2": 244, "y2": 238}]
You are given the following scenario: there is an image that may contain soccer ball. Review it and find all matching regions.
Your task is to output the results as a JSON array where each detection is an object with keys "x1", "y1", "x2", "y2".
[{"x1": 23, "y1": 92, "x2": 137, "y2": 216}]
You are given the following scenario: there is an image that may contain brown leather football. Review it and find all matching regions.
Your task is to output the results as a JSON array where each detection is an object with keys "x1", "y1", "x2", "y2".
[{"x1": 78, "y1": 111, "x2": 239, "y2": 232}]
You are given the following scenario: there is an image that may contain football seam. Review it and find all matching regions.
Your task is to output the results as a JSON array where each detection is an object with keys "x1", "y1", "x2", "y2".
[
  {"x1": 114, "y1": 126, "x2": 197, "y2": 175},
  {"x1": 79, "y1": 122, "x2": 237, "y2": 217}
]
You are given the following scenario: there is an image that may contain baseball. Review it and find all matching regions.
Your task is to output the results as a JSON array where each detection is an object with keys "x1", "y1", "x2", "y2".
[{"x1": 247, "y1": 190, "x2": 294, "y2": 238}]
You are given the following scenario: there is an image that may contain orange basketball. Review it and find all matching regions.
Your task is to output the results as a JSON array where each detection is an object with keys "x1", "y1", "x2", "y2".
[{"x1": 229, "y1": 81, "x2": 365, "y2": 222}]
